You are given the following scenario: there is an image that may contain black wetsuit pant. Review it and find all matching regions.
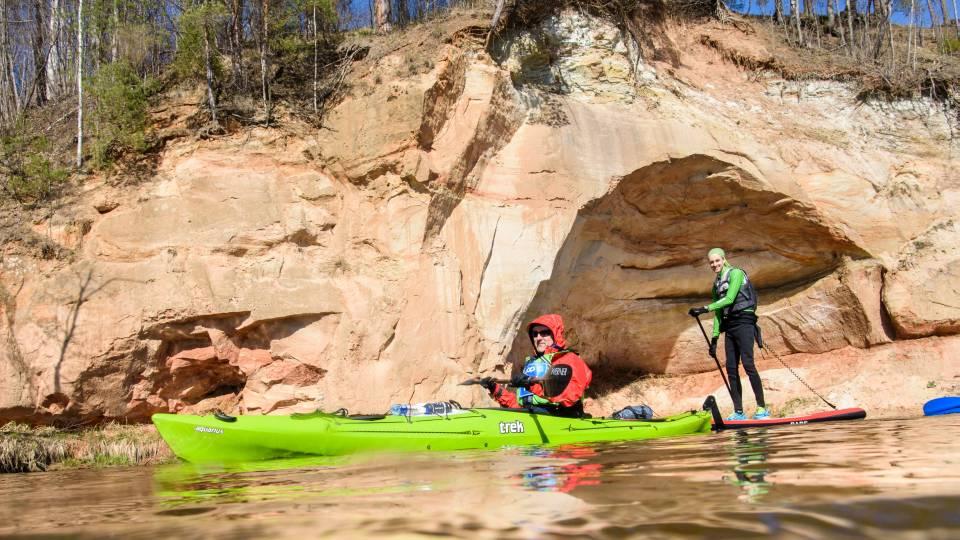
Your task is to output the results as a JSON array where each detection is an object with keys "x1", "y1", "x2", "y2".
[{"x1": 723, "y1": 314, "x2": 765, "y2": 412}]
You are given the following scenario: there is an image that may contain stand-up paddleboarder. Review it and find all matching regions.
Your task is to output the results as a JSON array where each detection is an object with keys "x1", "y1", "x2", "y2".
[{"x1": 689, "y1": 248, "x2": 769, "y2": 420}]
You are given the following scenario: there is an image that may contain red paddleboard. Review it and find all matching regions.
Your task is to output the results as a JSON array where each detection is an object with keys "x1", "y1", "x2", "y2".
[{"x1": 701, "y1": 396, "x2": 866, "y2": 430}]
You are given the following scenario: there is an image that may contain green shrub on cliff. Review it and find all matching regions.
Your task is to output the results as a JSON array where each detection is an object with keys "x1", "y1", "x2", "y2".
[
  {"x1": 0, "y1": 126, "x2": 70, "y2": 206},
  {"x1": 172, "y1": 2, "x2": 229, "y2": 83},
  {"x1": 86, "y1": 62, "x2": 151, "y2": 168}
]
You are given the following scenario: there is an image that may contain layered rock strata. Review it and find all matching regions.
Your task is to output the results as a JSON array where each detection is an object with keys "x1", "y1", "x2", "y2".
[{"x1": 1, "y1": 10, "x2": 957, "y2": 423}]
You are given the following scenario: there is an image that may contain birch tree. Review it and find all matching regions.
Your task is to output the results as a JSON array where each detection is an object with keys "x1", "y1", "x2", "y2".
[
  {"x1": 260, "y1": 0, "x2": 271, "y2": 124},
  {"x1": 76, "y1": 0, "x2": 83, "y2": 168},
  {"x1": 1, "y1": 0, "x2": 21, "y2": 124},
  {"x1": 201, "y1": 10, "x2": 218, "y2": 128},
  {"x1": 790, "y1": 0, "x2": 804, "y2": 46},
  {"x1": 374, "y1": 0, "x2": 390, "y2": 33},
  {"x1": 110, "y1": 0, "x2": 119, "y2": 63}
]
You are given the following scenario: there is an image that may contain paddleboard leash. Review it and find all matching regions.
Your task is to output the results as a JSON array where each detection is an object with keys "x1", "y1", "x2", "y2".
[{"x1": 758, "y1": 342, "x2": 837, "y2": 410}]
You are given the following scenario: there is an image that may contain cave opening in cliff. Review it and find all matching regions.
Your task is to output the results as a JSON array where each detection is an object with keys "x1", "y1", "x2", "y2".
[{"x1": 505, "y1": 154, "x2": 867, "y2": 396}]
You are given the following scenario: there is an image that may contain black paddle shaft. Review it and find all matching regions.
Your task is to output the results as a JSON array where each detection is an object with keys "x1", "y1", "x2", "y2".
[
  {"x1": 460, "y1": 365, "x2": 571, "y2": 399},
  {"x1": 692, "y1": 314, "x2": 735, "y2": 404}
]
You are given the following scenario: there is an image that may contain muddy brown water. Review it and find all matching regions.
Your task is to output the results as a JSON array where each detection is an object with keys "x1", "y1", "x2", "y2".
[{"x1": 1, "y1": 415, "x2": 959, "y2": 538}]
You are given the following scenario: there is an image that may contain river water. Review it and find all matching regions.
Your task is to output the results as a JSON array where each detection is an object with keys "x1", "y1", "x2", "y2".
[{"x1": 2, "y1": 414, "x2": 959, "y2": 538}]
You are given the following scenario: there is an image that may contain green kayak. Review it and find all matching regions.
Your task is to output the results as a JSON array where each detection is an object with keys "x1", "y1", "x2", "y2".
[{"x1": 152, "y1": 407, "x2": 713, "y2": 463}]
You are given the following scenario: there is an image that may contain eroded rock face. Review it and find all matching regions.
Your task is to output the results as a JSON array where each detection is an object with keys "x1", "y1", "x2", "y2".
[
  {"x1": 884, "y1": 219, "x2": 960, "y2": 338},
  {"x1": 0, "y1": 10, "x2": 957, "y2": 423}
]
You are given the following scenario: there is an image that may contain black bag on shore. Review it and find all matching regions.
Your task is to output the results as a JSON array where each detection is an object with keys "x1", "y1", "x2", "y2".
[{"x1": 611, "y1": 405, "x2": 655, "y2": 420}]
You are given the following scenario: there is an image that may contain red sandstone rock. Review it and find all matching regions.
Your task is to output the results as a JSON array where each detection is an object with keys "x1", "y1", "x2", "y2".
[{"x1": 0, "y1": 10, "x2": 956, "y2": 424}]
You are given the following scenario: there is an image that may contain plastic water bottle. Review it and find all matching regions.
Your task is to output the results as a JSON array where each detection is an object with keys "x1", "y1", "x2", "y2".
[
  {"x1": 424, "y1": 402, "x2": 452, "y2": 415},
  {"x1": 390, "y1": 403, "x2": 426, "y2": 416},
  {"x1": 390, "y1": 403, "x2": 411, "y2": 416},
  {"x1": 389, "y1": 401, "x2": 462, "y2": 416}
]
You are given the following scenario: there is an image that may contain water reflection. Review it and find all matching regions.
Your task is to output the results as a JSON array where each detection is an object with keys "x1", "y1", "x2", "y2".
[
  {"x1": 724, "y1": 429, "x2": 772, "y2": 503},
  {"x1": 1, "y1": 416, "x2": 959, "y2": 538},
  {"x1": 153, "y1": 453, "x2": 450, "y2": 514},
  {"x1": 514, "y1": 446, "x2": 602, "y2": 493}
]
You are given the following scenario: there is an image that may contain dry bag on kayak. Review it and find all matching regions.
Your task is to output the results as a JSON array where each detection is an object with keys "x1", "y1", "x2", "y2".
[{"x1": 611, "y1": 405, "x2": 655, "y2": 420}]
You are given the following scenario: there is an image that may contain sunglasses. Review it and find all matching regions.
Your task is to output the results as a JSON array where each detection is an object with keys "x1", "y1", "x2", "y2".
[{"x1": 531, "y1": 329, "x2": 553, "y2": 338}]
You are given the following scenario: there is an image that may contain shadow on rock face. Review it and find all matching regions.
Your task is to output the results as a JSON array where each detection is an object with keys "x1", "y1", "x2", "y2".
[{"x1": 507, "y1": 154, "x2": 871, "y2": 393}]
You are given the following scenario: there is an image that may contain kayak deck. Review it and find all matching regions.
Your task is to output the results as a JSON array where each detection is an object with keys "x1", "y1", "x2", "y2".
[{"x1": 152, "y1": 407, "x2": 713, "y2": 463}]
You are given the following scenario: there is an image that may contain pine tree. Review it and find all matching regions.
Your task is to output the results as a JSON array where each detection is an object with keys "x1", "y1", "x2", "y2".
[{"x1": 174, "y1": 1, "x2": 228, "y2": 129}]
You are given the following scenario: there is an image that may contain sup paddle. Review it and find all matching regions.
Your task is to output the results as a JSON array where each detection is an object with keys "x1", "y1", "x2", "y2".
[
  {"x1": 691, "y1": 313, "x2": 735, "y2": 404},
  {"x1": 695, "y1": 313, "x2": 838, "y2": 410}
]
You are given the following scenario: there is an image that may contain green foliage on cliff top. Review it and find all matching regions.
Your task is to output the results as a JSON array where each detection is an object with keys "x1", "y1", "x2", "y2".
[
  {"x1": 0, "y1": 125, "x2": 71, "y2": 206},
  {"x1": 86, "y1": 62, "x2": 153, "y2": 168}
]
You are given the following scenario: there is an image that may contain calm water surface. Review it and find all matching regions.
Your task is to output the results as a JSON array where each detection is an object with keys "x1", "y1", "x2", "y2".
[{"x1": 2, "y1": 415, "x2": 959, "y2": 538}]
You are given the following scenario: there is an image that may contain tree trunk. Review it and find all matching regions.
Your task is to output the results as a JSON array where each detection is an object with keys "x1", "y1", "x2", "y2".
[
  {"x1": 790, "y1": 0, "x2": 804, "y2": 46},
  {"x1": 885, "y1": 0, "x2": 895, "y2": 61},
  {"x1": 202, "y1": 18, "x2": 219, "y2": 128},
  {"x1": 0, "y1": 0, "x2": 21, "y2": 120},
  {"x1": 486, "y1": 0, "x2": 507, "y2": 49},
  {"x1": 871, "y1": 0, "x2": 894, "y2": 61},
  {"x1": 908, "y1": 0, "x2": 916, "y2": 69},
  {"x1": 1, "y1": 0, "x2": 20, "y2": 122},
  {"x1": 928, "y1": 0, "x2": 944, "y2": 46},
  {"x1": 802, "y1": 0, "x2": 813, "y2": 19},
  {"x1": 937, "y1": 0, "x2": 950, "y2": 28},
  {"x1": 76, "y1": 0, "x2": 83, "y2": 168},
  {"x1": 774, "y1": 0, "x2": 783, "y2": 24},
  {"x1": 32, "y1": 0, "x2": 47, "y2": 105},
  {"x1": 953, "y1": 0, "x2": 960, "y2": 35},
  {"x1": 230, "y1": 0, "x2": 244, "y2": 90},
  {"x1": 827, "y1": 0, "x2": 835, "y2": 32},
  {"x1": 396, "y1": 0, "x2": 408, "y2": 27},
  {"x1": 260, "y1": 0, "x2": 270, "y2": 125},
  {"x1": 313, "y1": 0, "x2": 318, "y2": 115},
  {"x1": 374, "y1": 0, "x2": 391, "y2": 33},
  {"x1": 111, "y1": 0, "x2": 118, "y2": 63},
  {"x1": 47, "y1": 0, "x2": 63, "y2": 99},
  {"x1": 848, "y1": 0, "x2": 857, "y2": 55},
  {"x1": 834, "y1": 0, "x2": 846, "y2": 46}
]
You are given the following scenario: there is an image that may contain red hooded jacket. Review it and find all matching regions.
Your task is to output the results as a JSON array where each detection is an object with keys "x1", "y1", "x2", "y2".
[{"x1": 489, "y1": 314, "x2": 593, "y2": 411}]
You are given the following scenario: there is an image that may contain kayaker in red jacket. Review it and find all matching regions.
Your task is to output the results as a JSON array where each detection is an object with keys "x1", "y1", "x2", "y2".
[{"x1": 480, "y1": 314, "x2": 593, "y2": 418}]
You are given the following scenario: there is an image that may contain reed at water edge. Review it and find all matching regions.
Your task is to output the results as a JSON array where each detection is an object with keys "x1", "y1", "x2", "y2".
[{"x1": 0, "y1": 422, "x2": 174, "y2": 473}]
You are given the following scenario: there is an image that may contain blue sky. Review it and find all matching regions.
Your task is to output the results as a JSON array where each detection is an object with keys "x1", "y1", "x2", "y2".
[{"x1": 339, "y1": 0, "x2": 958, "y2": 29}]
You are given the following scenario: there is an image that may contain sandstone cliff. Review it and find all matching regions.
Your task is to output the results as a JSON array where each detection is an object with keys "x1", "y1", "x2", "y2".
[{"x1": 1, "y1": 9, "x2": 957, "y2": 424}]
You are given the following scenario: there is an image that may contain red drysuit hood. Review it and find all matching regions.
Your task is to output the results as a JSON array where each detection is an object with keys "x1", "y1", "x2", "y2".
[{"x1": 527, "y1": 313, "x2": 567, "y2": 352}]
